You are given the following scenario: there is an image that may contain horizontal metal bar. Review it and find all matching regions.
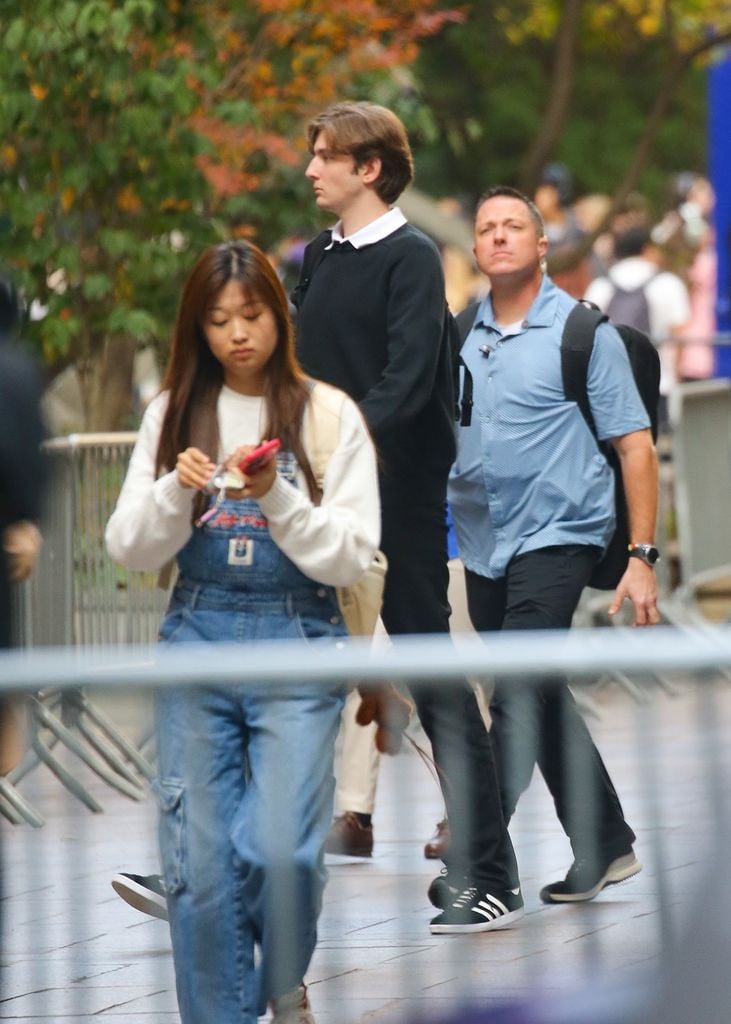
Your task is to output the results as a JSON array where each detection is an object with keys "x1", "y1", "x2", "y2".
[
  {"x1": 43, "y1": 432, "x2": 138, "y2": 451},
  {"x1": 2, "y1": 623, "x2": 731, "y2": 692}
]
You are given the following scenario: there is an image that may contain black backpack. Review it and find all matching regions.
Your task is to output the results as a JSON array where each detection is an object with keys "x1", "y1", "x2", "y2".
[{"x1": 454, "y1": 299, "x2": 660, "y2": 589}]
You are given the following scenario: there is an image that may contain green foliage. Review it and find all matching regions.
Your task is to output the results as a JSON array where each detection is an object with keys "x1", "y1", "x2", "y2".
[
  {"x1": 409, "y1": 1, "x2": 715, "y2": 215},
  {"x1": 0, "y1": 0, "x2": 213, "y2": 385},
  {"x1": 0, "y1": 0, "x2": 460, "y2": 426},
  {"x1": 0, "y1": 0, "x2": 724, "y2": 430}
]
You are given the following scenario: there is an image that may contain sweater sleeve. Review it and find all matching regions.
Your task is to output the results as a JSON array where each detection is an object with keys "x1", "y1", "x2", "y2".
[
  {"x1": 358, "y1": 233, "x2": 446, "y2": 441},
  {"x1": 105, "y1": 393, "x2": 196, "y2": 571},
  {"x1": 257, "y1": 395, "x2": 380, "y2": 587},
  {"x1": 0, "y1": 346, "x2": 46, "y2": 528}
]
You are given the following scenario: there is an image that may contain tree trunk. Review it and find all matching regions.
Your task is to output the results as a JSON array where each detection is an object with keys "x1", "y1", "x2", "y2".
[
  {"x1": 85, "y1": 334, "x2": 137, "y2": 431},
  {"x1": 518, "y1": 0, "x2": 585, "y2": 195},
  {"x1": 547, "y1": 28, "x2": 731, "y2": 275}
]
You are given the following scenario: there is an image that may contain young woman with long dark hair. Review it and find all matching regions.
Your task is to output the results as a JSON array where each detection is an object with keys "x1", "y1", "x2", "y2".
[{"x1": 106, "y1": 240, "x2": 380, "y2": 1024}]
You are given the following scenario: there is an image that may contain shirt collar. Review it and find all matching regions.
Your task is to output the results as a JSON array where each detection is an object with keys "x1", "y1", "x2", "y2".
[
  {"x1": 475, "y1": 274, "x2": 560, "y2": 335},
  {"x1": 327, "y1": 206, "x2": 407, "y2": 249}
]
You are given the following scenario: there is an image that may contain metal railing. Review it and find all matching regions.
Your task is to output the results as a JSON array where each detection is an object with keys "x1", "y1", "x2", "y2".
[
  {"x1": 0, "y1": 632, "x2": 730, "y2": 1023},
  {"x1": 15, "y1": 432, "x2": 168, "y2": 650},
  {"x1": 2, "y1": 389, "x2": 731, "y2": 1020}
]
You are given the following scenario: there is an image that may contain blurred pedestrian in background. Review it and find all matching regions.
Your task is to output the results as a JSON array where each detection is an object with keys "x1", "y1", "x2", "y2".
[
  {"x1": 586, "y1": 219, "x2": 690, "y2": 434},
  {"x1": 0, "y1": 271, "x2": 46, "y2": 944}
]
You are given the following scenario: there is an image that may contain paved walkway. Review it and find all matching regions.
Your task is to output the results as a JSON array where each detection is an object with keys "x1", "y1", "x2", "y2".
[{"x1": 1, "y1": 678, "x2": 729, "y2": 1022}]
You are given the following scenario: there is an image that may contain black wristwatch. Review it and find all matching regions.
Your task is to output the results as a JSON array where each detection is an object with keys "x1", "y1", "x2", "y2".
[{"x1": 628, "y1": 543, "x2": 660, "y2": 567}]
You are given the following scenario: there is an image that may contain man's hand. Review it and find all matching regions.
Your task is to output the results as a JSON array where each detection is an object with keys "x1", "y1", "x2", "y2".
[
  {"x1": 3, "y1": 521, "x2": 42, "y2": 582},
  {"x1": 608, "y1": 558, "x2": 660, "y2": 626},
  {"x1": 356, "y1": 683, "x2": 413, "y2": 755}
]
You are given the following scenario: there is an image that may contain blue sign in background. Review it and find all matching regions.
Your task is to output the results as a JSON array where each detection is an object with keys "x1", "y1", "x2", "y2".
[{"x1": 710, "y1": 50, "x2": 731, "y2": 376}]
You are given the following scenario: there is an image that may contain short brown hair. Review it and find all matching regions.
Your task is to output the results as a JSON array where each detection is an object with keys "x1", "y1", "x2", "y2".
[
  {"x1": 476, "y1": 186, "x2": 546, "y2": 237},
  {"x1": 307, "y1": 101, "x2": 414, "y2": 205}
]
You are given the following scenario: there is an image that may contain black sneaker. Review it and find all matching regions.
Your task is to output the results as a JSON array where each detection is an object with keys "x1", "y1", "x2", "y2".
[
  {"x1": 539, "y1": 851, "x2": 642, "y2": 904},
  {"x1": 427, "y1": 869, "x2": 461, "y2": 910},
  {"x1": 429, "y1": 885, "x2": 524, "y2": 934},
  {"x1": 111, "y1": 872, "x2": 168, "y2": 921}
]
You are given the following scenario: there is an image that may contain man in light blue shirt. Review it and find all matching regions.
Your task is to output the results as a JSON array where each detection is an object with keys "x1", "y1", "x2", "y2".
[{"x1": 447, "y1": 186, "x2": 659, "y2": 914}]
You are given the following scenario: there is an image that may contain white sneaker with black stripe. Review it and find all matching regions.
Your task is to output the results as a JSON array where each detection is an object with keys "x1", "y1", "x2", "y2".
[{"x1": 429, "y1": 885, "x2": 524, "y2": 934}]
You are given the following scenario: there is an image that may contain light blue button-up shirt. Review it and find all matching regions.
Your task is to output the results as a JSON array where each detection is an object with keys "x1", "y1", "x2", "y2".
[{"x1": 448, "y1": 276, "x2": 650, "y2": 580}]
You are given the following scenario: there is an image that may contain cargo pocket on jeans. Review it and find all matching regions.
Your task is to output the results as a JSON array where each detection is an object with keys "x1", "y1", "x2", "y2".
[{"x1": 152, "y1": 779, "x2": 186, "y2": 894}]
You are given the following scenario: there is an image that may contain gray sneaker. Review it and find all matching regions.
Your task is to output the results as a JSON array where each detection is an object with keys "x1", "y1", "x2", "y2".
[{"x1": 540, "y1": 851, "x2": 642, "y2": 903}]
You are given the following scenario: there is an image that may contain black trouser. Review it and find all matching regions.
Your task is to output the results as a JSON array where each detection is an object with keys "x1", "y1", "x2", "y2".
[
  {"x1": 465, "y1": 545, "x2": 636, "y2": 865},
  {"x1": 380, "y1": 503, "x2": 519, "y2": 890}
]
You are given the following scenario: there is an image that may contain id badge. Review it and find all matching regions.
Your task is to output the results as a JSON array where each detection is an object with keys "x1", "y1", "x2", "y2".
[{"x1": 228, "y1": 537, "x2": 254, "y2": 566}]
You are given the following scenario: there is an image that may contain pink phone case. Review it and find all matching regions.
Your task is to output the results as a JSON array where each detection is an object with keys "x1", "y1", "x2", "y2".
[{"x1": 237, "y1": 438, "x2": 281, "y2": 473}]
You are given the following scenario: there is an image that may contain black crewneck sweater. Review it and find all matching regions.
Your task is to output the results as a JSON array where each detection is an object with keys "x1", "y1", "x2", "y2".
[{"x1": 294, "y1": 224, "x2": 456, "y2": 507}]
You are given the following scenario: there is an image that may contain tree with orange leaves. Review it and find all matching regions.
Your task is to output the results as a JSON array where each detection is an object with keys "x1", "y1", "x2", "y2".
[{"x1": 0, "y1": 0, "x2": 461, "y2": 430}]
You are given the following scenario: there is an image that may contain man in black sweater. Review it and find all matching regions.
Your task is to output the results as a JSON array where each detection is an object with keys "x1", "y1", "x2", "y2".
[{"x1": 293, "y1": 101, "x2": 522, "y2": 934}]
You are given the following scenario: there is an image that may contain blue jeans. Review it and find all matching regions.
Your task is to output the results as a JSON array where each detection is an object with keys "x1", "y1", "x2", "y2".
[{"x1": 156, "y1": 561, "x2": 345, "y2": 1021}]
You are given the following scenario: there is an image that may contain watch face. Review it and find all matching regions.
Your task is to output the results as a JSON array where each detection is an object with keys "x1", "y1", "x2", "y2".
[{"x1": 631, "y1": 544, "x2": 659, "y2": 565}]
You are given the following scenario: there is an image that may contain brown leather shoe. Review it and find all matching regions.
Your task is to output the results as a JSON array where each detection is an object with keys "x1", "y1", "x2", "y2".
[
  {"x1": 270, "y1": 982, "x2": 316, "y2": 1023},
  {"x1": 424, "y1": 817, "x2": 451, "y2": 860},
  {"x1": 324, "y1": 812, "x2": 373, "y2": 857}
]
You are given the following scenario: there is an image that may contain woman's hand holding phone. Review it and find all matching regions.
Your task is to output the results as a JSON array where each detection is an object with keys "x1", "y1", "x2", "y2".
[
  {"x1": 222, "y1": 439, "x2": 280, "y2": 499},
  {"x1": 237, "y1": 438, "x2": 281, "y2": 474}
]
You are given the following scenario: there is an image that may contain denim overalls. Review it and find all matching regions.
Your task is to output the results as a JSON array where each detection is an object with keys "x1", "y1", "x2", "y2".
[{"x1": 154, "y1": 465, "x2": 346, "y2": 1023}]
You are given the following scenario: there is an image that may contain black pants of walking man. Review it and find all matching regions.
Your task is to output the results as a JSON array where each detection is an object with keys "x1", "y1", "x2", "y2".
[
  {"x1": 381, "y1": 503, "x2": 519, "y2": 891},
  {"x1": 465, "y1": 544, "x2": 636, "y2": 867}
]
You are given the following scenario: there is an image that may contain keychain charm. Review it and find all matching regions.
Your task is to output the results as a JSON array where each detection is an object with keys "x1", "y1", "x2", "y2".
[
  {"x1": 195, "y1": 484, "x2": 226, "y2": 528},
  {"x1": 195, "y1": 465, "x2": 247, "y2": 528}
]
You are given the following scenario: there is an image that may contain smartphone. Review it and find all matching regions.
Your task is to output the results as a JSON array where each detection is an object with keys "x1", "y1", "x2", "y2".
[{"x1": 237, "y1": 438, "x2": 281, "y2": 474}]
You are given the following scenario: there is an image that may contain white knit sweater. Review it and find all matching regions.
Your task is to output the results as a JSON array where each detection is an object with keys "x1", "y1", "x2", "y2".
[{"x1": 105, "y1": 385, "x2": 380, "y2": 587}]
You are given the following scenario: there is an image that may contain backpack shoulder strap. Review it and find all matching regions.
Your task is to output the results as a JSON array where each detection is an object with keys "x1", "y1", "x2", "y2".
[
  {"x1": 454, "y1": 300, "x2": 481, "y2": 427},
  {"x1": 290, "y1": 231, "x2": 331, "y2": 310},
  {"x1": 561, "y1": 301, "x2": 608, "y2": 439},
  {"x1": 303, "y1": 380, "x2": 348, "y2": 493}
]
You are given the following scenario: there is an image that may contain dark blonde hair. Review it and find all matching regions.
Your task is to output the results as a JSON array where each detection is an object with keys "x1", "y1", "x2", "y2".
[
  {"x1": 157, "y1": 240, "x2": 317, "y2": 502},
  {"x1": 307, "y1": 101, "x2": 413, "y2": 205}
]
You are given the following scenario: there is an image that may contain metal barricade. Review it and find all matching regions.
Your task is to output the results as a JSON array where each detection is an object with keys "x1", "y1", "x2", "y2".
[
  {"x1": 668, "y1": 379, "x2": 731, "y2": 604},
  {"x1": 17, "y1": 432, "x2": 168, "y2": 649},
  {"x1": 0, "y1": 632, "x2": 729, "y2": 1023},
  {"x1": 5, "y1": 434, "x2": 163, "y2": 825}
]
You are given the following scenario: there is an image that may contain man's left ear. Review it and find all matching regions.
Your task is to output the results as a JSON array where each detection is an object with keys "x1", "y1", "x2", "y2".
[
  {"x1": 538, "y1": 235, "x2": 549, "y2": 271},
  {"x1": 359, "y1": 156, "x2": 382, "y2": 185}
]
